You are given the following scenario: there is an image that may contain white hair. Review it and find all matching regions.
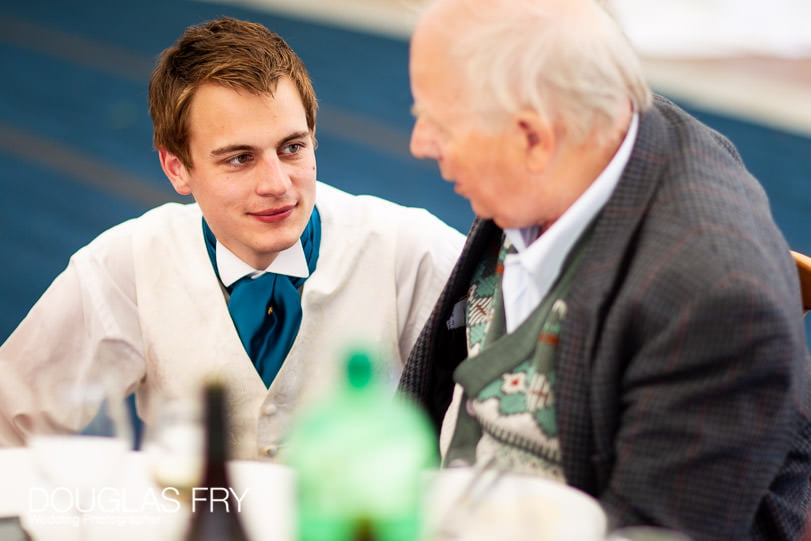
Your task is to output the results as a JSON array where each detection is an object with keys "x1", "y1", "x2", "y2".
[{"x1": 427, "y1": 0, "x2": 652, "y2": 141}]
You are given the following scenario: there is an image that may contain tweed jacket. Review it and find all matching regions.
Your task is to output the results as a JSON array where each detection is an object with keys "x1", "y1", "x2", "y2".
[{"x1": 399, "y1": 95, "x2": 811, "y2": 540}]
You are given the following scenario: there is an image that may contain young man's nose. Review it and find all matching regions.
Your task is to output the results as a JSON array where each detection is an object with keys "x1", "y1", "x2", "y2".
[{"x1": 255, "y1": 156, "x2": 290, "y2": 195}]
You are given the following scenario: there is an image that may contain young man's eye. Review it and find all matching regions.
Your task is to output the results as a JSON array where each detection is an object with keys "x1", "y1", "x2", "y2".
[
  {"x1": 226, "y1": 153, "x2": 252, "y2": 165},
  {"x1": 282, "y1": 143, "x2": 303, "y2": 155}
]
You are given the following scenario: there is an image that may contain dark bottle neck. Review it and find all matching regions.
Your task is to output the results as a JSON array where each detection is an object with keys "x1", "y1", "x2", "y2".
[
  {"x1": 202, "y1": 385, "x2": 229, "y2": 487},
  {"x1": 353, "y1": 517, "x2": 376, "y2": 541}
]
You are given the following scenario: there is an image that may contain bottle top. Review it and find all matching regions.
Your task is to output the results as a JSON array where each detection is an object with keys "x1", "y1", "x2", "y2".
[{"x1": 345, "y1": 350, "x2": 374, "y2": 390}]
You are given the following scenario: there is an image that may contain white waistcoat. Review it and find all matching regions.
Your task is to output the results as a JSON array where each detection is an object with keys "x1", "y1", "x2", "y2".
[{"x1": 0, "y1": 182, "x2": 464, "y2": 459}]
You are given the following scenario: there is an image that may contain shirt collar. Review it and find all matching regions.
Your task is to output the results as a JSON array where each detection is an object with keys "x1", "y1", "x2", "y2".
[
  {"x1": 505, "y1": 112, "x2": 639, "y2": 272},
  {"x1": 216, "y1": 239, "x2": 309, "y2": 287}
]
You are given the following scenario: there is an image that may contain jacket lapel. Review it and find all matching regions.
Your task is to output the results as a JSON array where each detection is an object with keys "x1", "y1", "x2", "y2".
[{"x1": 400, "y1": 218, "x2": 502, "y2": 431}]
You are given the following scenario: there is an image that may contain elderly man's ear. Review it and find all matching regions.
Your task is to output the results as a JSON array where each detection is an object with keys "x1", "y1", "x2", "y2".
[{"x1": 514, "y1": 110, "x2": 555, "y2": 173}]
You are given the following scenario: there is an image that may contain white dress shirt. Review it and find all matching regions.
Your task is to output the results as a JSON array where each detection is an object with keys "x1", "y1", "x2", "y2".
[
  {"x1": 502, "y1": 114, "x2": 639, "y2": 333},
  {"x1": 216, "y1": 238, "x2": 309, "y2": 287}
]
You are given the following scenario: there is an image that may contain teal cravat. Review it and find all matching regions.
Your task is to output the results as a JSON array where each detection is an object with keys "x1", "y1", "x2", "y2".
[{"x1": 202, "y1": 209, "x2": 321, "y2": 388}]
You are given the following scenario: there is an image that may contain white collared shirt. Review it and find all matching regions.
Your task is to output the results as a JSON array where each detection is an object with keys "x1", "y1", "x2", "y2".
[
  {"x1": 502, "y1": 114, "x2": 639, "y2": 333},
  {"x1": 216, "y1": 239, "x2": 309, "y2": 287}
]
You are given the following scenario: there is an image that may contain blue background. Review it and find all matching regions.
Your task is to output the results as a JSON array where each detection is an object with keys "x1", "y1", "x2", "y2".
[{"x1": 1, "y1": 0, "x2": 809, "y2": 347}]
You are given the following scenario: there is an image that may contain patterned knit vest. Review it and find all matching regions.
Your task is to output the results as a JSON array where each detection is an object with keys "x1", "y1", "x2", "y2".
[{"x1": 445, "y1": 229, "x2": 591, "y2": 479}]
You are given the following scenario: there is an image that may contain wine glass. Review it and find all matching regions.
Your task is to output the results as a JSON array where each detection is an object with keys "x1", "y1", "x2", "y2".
[
  {"x1": 142, "y1": 395, "x2": 204, "y2": 507},
  {"x1": 27, "y1": 381, "x2": 133, "y2": 540}
]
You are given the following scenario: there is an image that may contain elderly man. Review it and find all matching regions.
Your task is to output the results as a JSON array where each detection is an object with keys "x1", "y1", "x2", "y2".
[{"x1": 399, "y1": 0, "x2": 811, "y2": 539}]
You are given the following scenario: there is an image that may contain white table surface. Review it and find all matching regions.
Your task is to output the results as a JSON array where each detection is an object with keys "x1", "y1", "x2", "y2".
[
  {"x1": 2, "y1": 447, "x2": 608, "y2": 541},
  {"x1": 0, "y1": 447, "x2": 294, "y2": 541}
]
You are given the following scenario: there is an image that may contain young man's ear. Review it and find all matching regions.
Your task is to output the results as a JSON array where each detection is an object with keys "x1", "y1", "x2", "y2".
[
  {"x1": 158, "y1": 148, "x2": 192, "y2": 196},
  {"x1": 514, "y1": 110, "x2": 555, "y2": 173}
]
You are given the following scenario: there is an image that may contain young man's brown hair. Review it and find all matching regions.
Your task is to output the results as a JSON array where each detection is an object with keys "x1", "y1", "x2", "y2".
[{"x1": 149, "y1": 16, "x2": 318, "y2": 168}]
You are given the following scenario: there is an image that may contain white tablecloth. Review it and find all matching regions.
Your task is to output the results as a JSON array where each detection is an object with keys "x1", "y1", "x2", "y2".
[
  {"x1": 0, "y1": 448, "x2": 293, "y2": 541},
  {"x1": 2, "y1": 448, "x2": 608, "y2": 541}
]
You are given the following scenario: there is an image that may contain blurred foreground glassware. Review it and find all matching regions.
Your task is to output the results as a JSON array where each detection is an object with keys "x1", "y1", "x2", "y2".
[
  {"x1": 143, "y1": 396, "x2": 204, "y2": 506},
  {"x1": 424, "y1": 466, "x2": 607, "y2": 541},
  {"x1": 431, "y1": 456, "x2": 504, "y2": 540},
  {"x1": 28, "y1": 381, "x2": 132, "y2": 540}
]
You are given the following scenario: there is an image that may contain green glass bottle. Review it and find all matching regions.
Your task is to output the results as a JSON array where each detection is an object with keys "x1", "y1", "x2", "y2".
[{"x1": 284, "y1": 348, "x2": 438, "y2": 541}]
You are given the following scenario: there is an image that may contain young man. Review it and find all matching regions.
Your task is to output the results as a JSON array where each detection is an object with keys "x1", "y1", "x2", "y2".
[
  {"x1": 0, "y1": 17, "x2": 464, "y2": 459},
  {"x1": 399, "y1": 0, "x2": 811, "y2": 539}
]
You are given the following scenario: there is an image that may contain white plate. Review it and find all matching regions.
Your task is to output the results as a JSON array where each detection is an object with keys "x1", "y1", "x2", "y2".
[{"x1": 424, "y1": 468, "x2": 607, "y2": 541}]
